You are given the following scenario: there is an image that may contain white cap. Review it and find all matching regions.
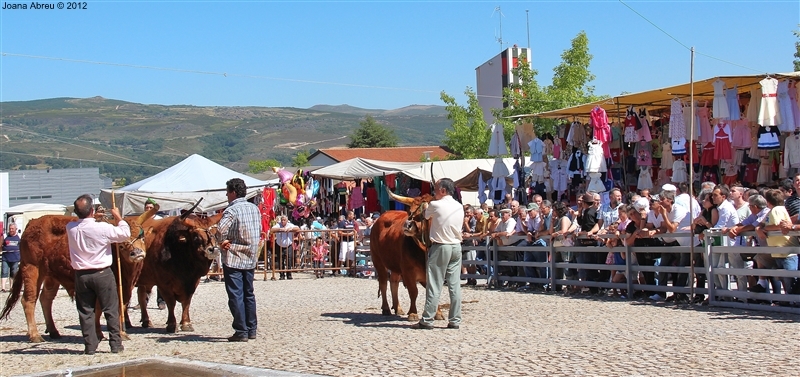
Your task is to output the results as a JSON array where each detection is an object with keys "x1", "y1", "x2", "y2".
[
  {"x1": 661, "y1": 183, "x2": 677, "y2": 192},
  {"x1": 633, "y1": 198, "x2": 650, "y2": 212}
]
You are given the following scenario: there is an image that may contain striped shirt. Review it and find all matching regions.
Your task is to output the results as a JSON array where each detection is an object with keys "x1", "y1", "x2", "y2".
[
  {"x1": 218, "y1": 197, "x2": 262, "y2": 270},
  {"x1": 785, "y1": 193, "x2": 800, "y2": 218}
]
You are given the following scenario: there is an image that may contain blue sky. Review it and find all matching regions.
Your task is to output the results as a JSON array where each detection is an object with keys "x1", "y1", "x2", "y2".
[{"x1": 1, "y1": 1, "x2": 798, "y2": 110}]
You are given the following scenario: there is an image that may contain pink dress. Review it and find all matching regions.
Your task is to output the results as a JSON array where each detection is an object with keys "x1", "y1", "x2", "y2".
[
  {"x1": 697, "y1": 106, "x2": 714, "y2": 144},
  {"x1": 730, "y1": 120, "x2": 751, "y2": 149},
  {"x1": 590, "y1": 107, "x2": 611, "y2": 143},
  {"x1": 713, "y1": 122, "x2": 733, "y2": 160}
]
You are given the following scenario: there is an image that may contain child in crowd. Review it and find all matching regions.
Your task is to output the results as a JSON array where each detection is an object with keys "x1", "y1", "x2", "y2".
[
  {"x1": 606, "y1": 205, "x2": 632, "y2": 296},
  {"x1": 311, "y1": 237, "x2": 329, "y2": 279}
]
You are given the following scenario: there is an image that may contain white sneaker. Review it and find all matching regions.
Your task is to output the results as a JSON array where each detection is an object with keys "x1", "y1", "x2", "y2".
[{"x1": 649, "y1": 294, "x2": 665, "y2": 301}]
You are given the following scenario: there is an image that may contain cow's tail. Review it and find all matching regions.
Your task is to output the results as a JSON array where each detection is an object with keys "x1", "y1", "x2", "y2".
[{"x1": 0, "y1": 272, "x2": 23, "y2": 321}]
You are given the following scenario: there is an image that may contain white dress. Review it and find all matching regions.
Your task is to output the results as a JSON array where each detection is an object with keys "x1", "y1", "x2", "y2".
[
  {"x1": 530, "y1": 161, "x2": 546, "y2": 182},
  {"x1": 587, "y1": 172, "x2": 606, "y2": 193},
  {"x1": 777, "y1": 80, "x2": 796, "y2": 132},
  {"x1": 488, "y1": 123, "x2": 508, "y2": 156},
  {"x1": 758, "y1": 77, "x2": 781, "y2": 127},
  {"x1": 550, "y1": 159, "x2": 569, "y2": 192},
  {"x1": 585, "y1": 142, "x2": 607, "y2": 173},
  {"x1": 660, "y1": 143, "x2": 674, "y2": 169},
  {"x1": 637, "y1": 167, "x2": 653, "y2": 189},
  {"x1": 672, "y1": 160, "x2": 687, "y2": 183},
  {"x1": 712, "y1": 79, "x2": 730, "y2": 119},
  {"x1": 669, "y1": 98, "x2": 686, "y2": 139}
]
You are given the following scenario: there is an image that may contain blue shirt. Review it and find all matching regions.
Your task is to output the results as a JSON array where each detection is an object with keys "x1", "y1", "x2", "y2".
[
  {"x1": 218, "y1": 197, "x2": 262, "y2": 270},
  {"x1": 2, "y1": 234, "x2": 21, "y2": 263}
]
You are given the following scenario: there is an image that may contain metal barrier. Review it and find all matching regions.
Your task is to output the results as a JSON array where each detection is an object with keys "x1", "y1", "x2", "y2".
[{"x1": 264, "y1": 229, "x2": 371, "y2": 280}]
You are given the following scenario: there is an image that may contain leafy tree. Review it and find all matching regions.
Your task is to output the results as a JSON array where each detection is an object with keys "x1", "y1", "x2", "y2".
[
  {"x1": 440, "y1": 88, "x2": 491, "y2": 159},
  {"x1": 292, "y1": 150, "x2": 309, "y2": 167},
  {"x1": 347, "y1": 116, "x2": 398, "y2": 148},
  {"x1": 794, "y1": 27, "x2": 800, "y2": 71},
  {"x1": 248, "y1": 159, "x2": 281, "y2": 173}
]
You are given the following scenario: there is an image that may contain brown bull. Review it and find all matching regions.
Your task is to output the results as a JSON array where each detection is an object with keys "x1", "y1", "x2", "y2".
[
  {"x1": 0, "y1": 208, "x2": 156, "y2": 343},
  {"x1": 135, "y1": 203, "x2": 222, "y2": 333},
  {"x1": 370, "y1": 190, "x2": 443, "y2": 322}
]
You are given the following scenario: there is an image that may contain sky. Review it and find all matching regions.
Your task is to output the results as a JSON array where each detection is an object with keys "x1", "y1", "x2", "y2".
[{"x1": 0, "y1": 1, "x2": 798, "y2": 110}]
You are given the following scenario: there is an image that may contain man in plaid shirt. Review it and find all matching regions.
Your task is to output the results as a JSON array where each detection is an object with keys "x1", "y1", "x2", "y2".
[{"x1": 218, "y1": 178, "x2": 261, "y2": 342}]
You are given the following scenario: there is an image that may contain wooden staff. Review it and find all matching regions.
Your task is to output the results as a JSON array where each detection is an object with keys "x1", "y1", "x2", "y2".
[{"x1": 111, "y1": 192, "x2": 125, "y2": 332}]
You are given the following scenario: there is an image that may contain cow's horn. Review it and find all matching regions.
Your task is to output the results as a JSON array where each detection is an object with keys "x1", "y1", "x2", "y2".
[
  {"x1": 137, "y1": 204, "x2": 160, "y2": 225},
  {"x1": 180, "y1": 198, "x2": 204, "y2": 220},
  {"x1": 386, "y1": 187, "x2": 415, "y2": 206}
]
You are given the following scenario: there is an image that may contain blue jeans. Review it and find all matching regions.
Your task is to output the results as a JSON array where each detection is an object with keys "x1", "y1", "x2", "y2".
[
  {"x1": 523, "y1": 239, "x2": 547, "y2": 281},
  {"x1": 773, "y1": 255, "x2": 799, "y2": 295},
  {"x1": 223, "y1": 265, "x2": 257, "y2": 337}
]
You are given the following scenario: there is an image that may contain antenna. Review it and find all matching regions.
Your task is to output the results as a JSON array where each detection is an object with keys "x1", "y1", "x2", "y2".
[{"x1": 492, "y1": 6, "x2": 504, "y2": 52}]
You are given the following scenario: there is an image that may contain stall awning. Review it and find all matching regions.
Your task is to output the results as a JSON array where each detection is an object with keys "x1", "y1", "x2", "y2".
[
  {"x1": 311, "y1": 158, "x2": 423, "y2": 180},
  {"x1": 509, "y1": 72, "x2": 800, "y2": 120}
]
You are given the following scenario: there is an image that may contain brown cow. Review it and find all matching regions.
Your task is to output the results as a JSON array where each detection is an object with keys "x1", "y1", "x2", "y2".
[
  {"x1": 370, "y1": 190, "x2": 443, "y2": 322},
  {"x1": 0, "y1": 209, "x2": 156, "y2": 343},
  {"x1": 135, "y1": 204, "x2": 222, "y2": 333}
]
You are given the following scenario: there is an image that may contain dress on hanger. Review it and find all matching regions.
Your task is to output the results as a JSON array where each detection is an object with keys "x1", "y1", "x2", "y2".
[
  {"x1": 543, "y1": 139, "x2": 554, "y2": 157},
  {"x1": 713, "y1": 122, "x2": 733, "y2": 160},
  {"x1": 624, "y1": 106, "x2": 638, "y2": 143},
  {"x1": 637, "y1": 108, "x2": 652, "y2": 141},
  {"x1": 712, "y1": 79, "x2": 730, "y2": 119},
  {"x1": 661, "y1": 143, "x2": 674, "y2": 169},
  {"x1": 757, "y1": 156, "x2": 772, "y2": 184},
  {"x1": 635, "y1": 141, "x2": 652, "y2": 166},
  {"x1": 637, "y1": 167, "x2": 653, "y2": 190},
  {"x1": 671, "y1": 137, "x2": 687, "y2": 155},
  {"x1": 747, "y1": 87, "x2": 762, "y2": 123},
  {"x1": 530, "y1": 161, "x2": 547, "y2": 182},
  {"x1": 789, "y1": 81, "x2": 800, "y2": 130},
  {"x1": 587, "y1": 172, "x2": 606, "y2": 193},
  {"x1": 758, "y1": 77, "x2": 781, "y2": 127},
  {"x1": 682, "y1": 101, "x2": 700, "y2": 140},
  {"x1": 672, "y1": 160, "x2": 687, "y2": 183},
  {"x1": 700, "y1": 142, "x2": 716, "y2": 166},
  {"x1": 488, "y1": 123, "x2": 508, "y2": 156},
  {"x1": 669, "y1": 98, "x2": 686, "y2": 140},
  {"x1": 730, "y1": 120, "x2": 751, "y2": 150},
  {"x1": 783, "y1": 133, "x2": 800, "y2": 170},
  {"x1": 549, "y1": 159, "x2": 568, "y2": 194},
  {"x1": 585, "y1": 142, "x2": 607, "y2": 173},
  {"x1": 590, "y1": 107, "x2": 611, "y2": 143},
  {"x1": 528, "y1": 137, "x2": 544, "y2": 162},
  {"x1": 757, "y1": 126, "x2": 781, "y2": 150},
  {"x1": 697, "y1": 105, "x2": 714, "y2": 144},
  {"x1": 777, "y1": 80, "x2": 796, "y2": 132},
  {"x1": 726, "y1": 85, "x2": 740, "y2": 121}
]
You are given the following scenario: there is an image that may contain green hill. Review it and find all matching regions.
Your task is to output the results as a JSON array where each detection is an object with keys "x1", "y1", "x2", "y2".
[{"x1": 0, "y1": 97, "x2": 451, "y2": 183}]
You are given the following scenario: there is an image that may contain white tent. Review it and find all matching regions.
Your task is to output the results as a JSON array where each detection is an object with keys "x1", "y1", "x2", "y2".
[
  {"x1": 312, "y1": 158, "x2": 423, "y2": 180},
  {"x1": 402, "y1": 158, "x2": 517, "y2": 183},
  {"x1": 99, "y1": 154, "x2": 277, "y2": 215}
]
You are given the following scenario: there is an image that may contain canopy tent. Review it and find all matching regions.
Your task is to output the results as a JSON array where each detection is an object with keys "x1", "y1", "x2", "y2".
[
  {"x1": 402, "y1": 158, "x2": 517, "y2": 184},
  {"x1": 453, "y1": 168, "x2": 514, "y2": 191},
  {"x1": 311, "y1": 158, "x2": 423, "y2": 180},
  {"x1": 509, "y1": 72, "x2": 800, "y2": 121},
  {"x1": 100, "y1": 154, "x2": 276, "y2": 215}
]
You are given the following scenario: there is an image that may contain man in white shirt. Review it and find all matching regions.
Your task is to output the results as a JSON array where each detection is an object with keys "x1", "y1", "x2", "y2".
[
  {"x1": 711, "y1": 186, "x2": 743, "y2": 292},
  {"x1": 650, "y1": 190, "x2": 691, "y2": 302},
  {"x1": 272, "y1": 215, "x2": 299, "y2": 280},
  {"x1": 66, "y1": 194, "x2": 131, "y2": 355},
  {"x1": 412, "y1": 178, "x2": 464, "y2": 330}
]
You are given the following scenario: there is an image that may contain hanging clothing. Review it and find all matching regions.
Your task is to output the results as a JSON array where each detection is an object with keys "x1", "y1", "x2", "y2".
[
  {"x1": 637, "y1": 108, "x2": 653, "y2": 142},
  {"x1": 510, "y1": 132, "x2": 523, "y2": 158},
  {"x1": 712, "y1": 79, "x2": 730, "y2": 119},
  {"x1": 585, "y1": 142, "x2": 607, "y2": 173},
  {"x1": 543, "y1": 139, "x2": 554, "y2": 158},
  {"x1": 672, "y1": 137, "x2": 687, "y2": 155},
  {"x1": 669, "y1": 98, "x2": 686, "y2": 140},
  {"x1": 587, "y1": 172, "x2": 606, "y2": 193},
  {"x1": 530, "y1": 161, "x2": 547, "y2": 182},
  {"x1": 789, "y1": 80, "x2": 800, "y2": 130},
  {"x1": 730, "y1": 120, "x2": 752, "y2": 150},
  {"x1": 700, "y1": 142, "x2": 717, "y2": 166},
  {"x1": 624, "y1": 106, "x2": 638, "y2": 143},
  {"x1": 528, "y1": 137, "x2": 544, "y2": 162},
  {"x1": 634, "y1": 141, "x2": 652, "y2": 166},
  {"x1": 489, "y1": 177, "x2": 507, "y2": 205},
  {"x1": 713, "y1": 122, "x2": 733, "y2": 160},
  {"x1": 553, "y1": 140, "x2": 562, "y2": 160},
  {"x1": 697, "y1": 106, "x2": 714, "y2": 144},
  {"x1": 567, "y1": 149, "x2": 585, "y2": 180},
  {"x1": 758, "y1": 77, "x2": 781, "y2": 127},
  {"x1": 661, "y1": 143, "x2": 674, "y2": 169},
  {"x1": 672, "y1": 160, "x2": 687, "y2": 183},
  {"x1": 566, "y1": 122, "x2": 587, "y2": 148},
  {"x1": 550, "y1": 159, "x2": 569, "y2": 193},
  {"x1": 681, "y1": 101, "x2": 698, "y2": 140},
  {"x1": 477, "y1": 176, "x2": 487, "y2": 205},
  {"x1": 757, "y1": 126, "x2": 781, "y2": 150},
  {"x1": 488, "y1": 123, "x2": 508, "y2": 156},
  {"x1": 757, "y1": 156, "x2": 772, "y2": 184},
  {"x1": 747, "y1": 86, "x2": 762, "y2": 123},
  {"x1": 726, "y1": 85, "x2": 741, "y2": 121},
  {"x1": 778, "y1": 80, "x2": 796, "y2": 132},
  {"x1": 783, "y1": 132, "x2": 800, "y2": 170},
  {"x1": 590, "y1": 106, "x2": 612, "y2": 143},
  {"x1": 637, "y1": 167, "x2": 653, "y2": 190}
]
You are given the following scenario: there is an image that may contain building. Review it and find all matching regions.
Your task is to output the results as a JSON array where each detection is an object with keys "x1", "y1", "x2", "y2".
[
  {"x1": 0, "y1": 168, "x2": 111, "y2": 216},
  {"x1": 475, "y1": 46, "x2": 532, "y2": 125},
  {"x1": 307, "y1": 146, "x2": 452, "y2": 167}
]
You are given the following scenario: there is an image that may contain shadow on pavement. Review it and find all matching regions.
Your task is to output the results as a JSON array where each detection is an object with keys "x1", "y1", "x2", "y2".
[{"x1": 320, "y1": 312, "x2": 411, "y2": 328}]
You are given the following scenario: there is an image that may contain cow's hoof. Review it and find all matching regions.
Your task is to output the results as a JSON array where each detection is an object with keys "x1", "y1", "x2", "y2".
[
  {"x1": 180, "y1": 324, "x2": 194, "y2": 332},
  {"x1": 407, "y1": 313, "x2": 420, "y2": 322},
  {"x1": 166, "y1": 324, "x2": 177, "y2": 333},
  {"x1": 30, "y1": 335, "x2": 45, "y2": 343},
  {"x1": 141, "y1": 321, "x2": 153, "y2": 328},
  {"x1": 121, "y1": 332, "x2": 131, "y2": 341},
  {"x1": 397, "y1": 308, "x2": 406, "y2": 316},
  {"x1": 381, "y1": 309, "x2": 392, "y2": 316},
  {"x1": 48, "y1": 331, "x2": 62, "y2": 340}
]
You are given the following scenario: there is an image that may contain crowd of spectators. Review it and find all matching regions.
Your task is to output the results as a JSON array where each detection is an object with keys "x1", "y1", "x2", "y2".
[{"x1": 458, "y1": 179, "x2": 800, "y2": 307}]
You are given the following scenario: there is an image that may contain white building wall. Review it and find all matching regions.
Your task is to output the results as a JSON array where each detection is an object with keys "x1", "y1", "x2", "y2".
[{"x1": 475, "y1": 47, "x2": 532, "y2": 125}]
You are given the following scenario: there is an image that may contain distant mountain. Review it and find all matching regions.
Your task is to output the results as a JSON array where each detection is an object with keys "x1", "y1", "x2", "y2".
[
  {"x1": 0, "y1": 97, "x2": 452, "y2": 183},
  {"x1": 309, "y1": 104, "x2": 447, "y2": 117}
]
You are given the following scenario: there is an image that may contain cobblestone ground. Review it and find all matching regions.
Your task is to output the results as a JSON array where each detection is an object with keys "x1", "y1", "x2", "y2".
[{"x1": 0, "y1": 274, "x2": 797, "y2": 377}]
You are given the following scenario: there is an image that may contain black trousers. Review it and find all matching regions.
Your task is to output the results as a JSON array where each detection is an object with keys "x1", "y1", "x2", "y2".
[
  {"x1": 74, "y1": 267, "x2": 121, "y2": 351},
  {"x1": 278, "y1": 246, "x2": 293, "y2": 278}
]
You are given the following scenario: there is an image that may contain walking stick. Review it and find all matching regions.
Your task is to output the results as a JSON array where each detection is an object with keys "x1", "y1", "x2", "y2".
[{"x1": 111, "y1": 192, "x2": 126, "y2": 333}]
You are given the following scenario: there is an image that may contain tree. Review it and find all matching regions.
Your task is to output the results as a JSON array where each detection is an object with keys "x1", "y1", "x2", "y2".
[
  {"x1": 292, "y1": 150, "x2": 309, "y2": 167},
  {"x1": 440, "y1": 88, "x2": 491, "y2": 159},
  {"x1": 248, "y1": 159, "x2": 281, "y2": 173},
  {"x1": 794, "y1": 27, "x2": 800, "y2": 71},
  {"x1": 347, "y1": 116, "x2": 398, "y2": 148}
]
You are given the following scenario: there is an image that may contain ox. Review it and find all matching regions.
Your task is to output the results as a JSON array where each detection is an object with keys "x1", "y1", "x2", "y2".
[
  {"x1": 370, "y1": 190, "x2": 443, "y2": 322},
  {"x1": 135, "y1": 202, "x2": 222, "y2": 333},
  {"x1": 0, "y1": 209, "x2": 156, "y2": 343}
]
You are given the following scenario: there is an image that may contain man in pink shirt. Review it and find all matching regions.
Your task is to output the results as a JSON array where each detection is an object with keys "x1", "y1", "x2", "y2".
[{"x1": 66, "y1": 194, "x2": 131, "y2": 355}]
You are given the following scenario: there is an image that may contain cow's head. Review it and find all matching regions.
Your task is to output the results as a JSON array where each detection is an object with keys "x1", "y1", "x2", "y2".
[
  {"x1": 116, "y1": 204, "x2": 160, "y2": 263},
  {"x1": 387, "y1": 188, "x2": 434, "y2": 251},
  {"x1": 177, "y1": 199, "x2": 223, "y2": 261}
]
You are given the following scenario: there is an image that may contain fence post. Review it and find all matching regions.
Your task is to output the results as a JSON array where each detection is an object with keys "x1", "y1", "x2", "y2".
[
  {"x1": 625, "y1": 244, "x2": 633, "y2": 299},
  {"x1": 492, "y1": 241, "x2": 499, "y2": 289},
  {"x1": 549, "y1": 239, "x2": 556, "y2": 292},
  {"x1": 706, "y1": 238, "x2": 714, "y2": 304}
]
